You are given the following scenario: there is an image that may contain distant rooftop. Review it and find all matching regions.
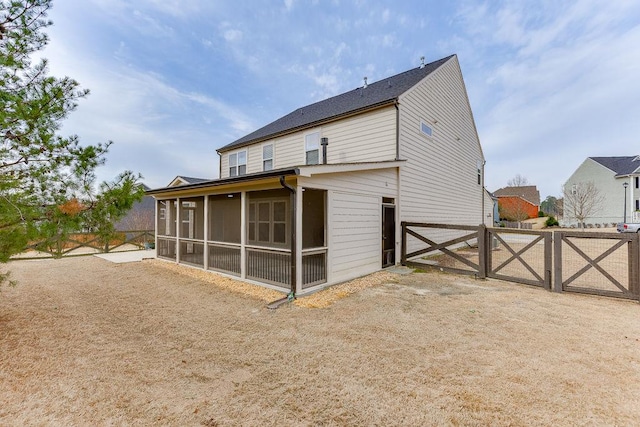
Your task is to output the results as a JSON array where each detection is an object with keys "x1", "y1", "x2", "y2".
[
  {"x1": 493, "y1": 185, "x2": 541, "y2": 206},
  {"x1": 590, "y1": 156, "x2": 640, "y2": 176}
]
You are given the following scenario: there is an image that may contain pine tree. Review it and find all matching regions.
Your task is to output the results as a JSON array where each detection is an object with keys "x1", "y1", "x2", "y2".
[{"x1": 1, "y1": 0, "x2": 143, "y2": 270}]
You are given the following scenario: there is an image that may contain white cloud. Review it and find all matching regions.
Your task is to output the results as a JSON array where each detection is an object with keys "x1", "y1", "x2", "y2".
[
  {"x1": 223, "y1": 29, "x2": 243, "y2": 42},
  {"x1": 284, "y1": 0, "x2": 295, "y2": 12}
]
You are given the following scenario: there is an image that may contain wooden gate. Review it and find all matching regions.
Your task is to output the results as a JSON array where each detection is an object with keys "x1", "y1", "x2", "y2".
[
  {"x1": 401, "y1": 223, "x2": 485, "y2": 278},
  {"x1": 487, "y1": 228, "x2": 552, "y2": 290},
  {"x1": 554, "y1": 231, "x2": 640, "y2": 300}
]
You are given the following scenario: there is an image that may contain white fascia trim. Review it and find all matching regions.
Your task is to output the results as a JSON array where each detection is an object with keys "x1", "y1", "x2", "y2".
[{"x1": 296, "y1": 160, "x2": 405, "y2": 177}]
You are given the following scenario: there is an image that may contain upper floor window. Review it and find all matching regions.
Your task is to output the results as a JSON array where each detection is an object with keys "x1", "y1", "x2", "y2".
[
  {"x1": 229, "y1": 150, "x2": 247, "y2": 177},
  {"x1": 305, "y1": 132, "x2": 320, "y2": 165},
  {"x1": 636, "y1": 176, "x2": 639, "y2": 189},
  {"x1": 263, "y1": 144, "x2": 274, "y2": 171},
  {"x1": 476, "y1": 160, "x2": 482, "y2": 185}
]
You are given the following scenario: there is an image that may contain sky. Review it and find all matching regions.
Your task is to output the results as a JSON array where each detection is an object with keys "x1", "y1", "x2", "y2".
[{"x1": 39, "y1": 0, "x2": 640, "y2": 199}]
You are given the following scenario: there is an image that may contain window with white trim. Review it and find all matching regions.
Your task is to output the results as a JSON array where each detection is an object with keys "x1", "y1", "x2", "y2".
[
  {"x1": 263, "y1": 144, "x2": 274, "y2": 171},
  {"x1": 229, "y1": 150, "x2": 247, "y2": 177},
  {"x1": 305, "y1": 132, "x2": 320, "y2": 165}
]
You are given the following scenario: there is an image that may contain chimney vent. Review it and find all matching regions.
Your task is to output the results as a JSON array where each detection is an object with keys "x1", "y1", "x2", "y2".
[
  {"x1": 363, "y1": 76, "x2": 368, "y2": 88},
  {"x1": 420, "y1": 56, "x2": 425, "y2": 69}
]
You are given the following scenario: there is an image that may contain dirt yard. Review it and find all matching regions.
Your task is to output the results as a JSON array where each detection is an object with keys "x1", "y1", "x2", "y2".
[{"x1": 1, "y1": 257, "x2": 639, "y2": 426}]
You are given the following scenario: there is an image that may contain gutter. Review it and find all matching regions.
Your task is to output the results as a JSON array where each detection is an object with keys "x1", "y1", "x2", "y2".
[{"x1": 145, "y1": 168, "x2": 299, "y2": 196}]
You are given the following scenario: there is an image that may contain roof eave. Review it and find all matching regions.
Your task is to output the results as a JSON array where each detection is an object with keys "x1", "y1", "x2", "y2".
[{"x1": 146, "y1": 168, "x2": 300, "y2": 196}]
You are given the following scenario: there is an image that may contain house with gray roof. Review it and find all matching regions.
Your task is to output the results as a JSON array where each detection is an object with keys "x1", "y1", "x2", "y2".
[
  {"x1": 563, "y1": 156, "x2": 640, "y2": 226},
  {"x1": 147, "y1": 54, "x2": 488, "y2": 295}
]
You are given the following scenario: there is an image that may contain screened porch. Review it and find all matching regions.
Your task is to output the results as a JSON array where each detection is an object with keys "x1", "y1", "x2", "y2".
[{"x1": 155, "y1": 187, "x2": 327, "y2": 291}]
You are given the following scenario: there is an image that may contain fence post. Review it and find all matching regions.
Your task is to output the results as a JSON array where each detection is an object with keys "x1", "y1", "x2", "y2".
[
  {"x1": 401, "y1": 221, "x2": 407, "y2": 266},
  {"x1": 544, "y1": 231, "x2": 552, "y2": 291},
  {"x1": 477, "y1": 224, "x2": 486, "y2": 279},
  {"x1": 553, "y1": 231, "x2": 563, "y2": 292},
  {"x1": 629, "y1": 233, "x2": 640, "y2": 298}
]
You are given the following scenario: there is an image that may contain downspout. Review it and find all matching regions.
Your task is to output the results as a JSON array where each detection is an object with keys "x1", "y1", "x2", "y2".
[
  {"x1": 280, "y1": 175, "x2": 297, "y2": 300},
  {"x1": 267, "y1": 176, "x2": 298, "y2": 309},
  {"x1": 394, "y1": 100, "x2": 400, "y2": 160}
]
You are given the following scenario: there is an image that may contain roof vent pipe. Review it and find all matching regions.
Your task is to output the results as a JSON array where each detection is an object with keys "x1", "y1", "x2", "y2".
[
  {"x1": 420, "y1": 56, "x2": 425, "y2": 68},
  {"x1": 321, "y1": 137, "x2": 329, "y2": 164},
  {"x1": 363, "y1": 76, "x2": 368, "y2": 88}
]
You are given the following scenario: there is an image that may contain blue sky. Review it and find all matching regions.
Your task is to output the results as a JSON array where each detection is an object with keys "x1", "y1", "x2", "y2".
[{"x1": 41, "y1": 0, "x2": 640, "y2": 199}]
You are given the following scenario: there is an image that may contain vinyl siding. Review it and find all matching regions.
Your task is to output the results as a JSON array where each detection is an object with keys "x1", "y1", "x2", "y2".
[
  {"x1": 398, "y1": 56, "x2": 484, "y2": 227},
  {"x1": 219, "y1": 107, "x2": 397, "y2": 178},
  {"x1": 329, "y1": 192, "x2": 381, "y2": 283},
  {"x1": 562, "y1": 158, "x2": 630, "y2": 226},
  {"x1": 299, "y1": 167, "x2": 398, "y2": 284}
]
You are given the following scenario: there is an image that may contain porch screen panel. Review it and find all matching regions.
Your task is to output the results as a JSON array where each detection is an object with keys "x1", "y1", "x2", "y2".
[
  {"x1": 180, "y1": 197, "x2": 204, "y2": 240},
  {"x1": 157, "y1": 200, "x2": 177, "y2": 237},
  {"x1": 208, "y1": 194, "x2": 241, "y2": 243},
  {"x1": 303, "y1": 189, "x2": 326, "y2": 249}
]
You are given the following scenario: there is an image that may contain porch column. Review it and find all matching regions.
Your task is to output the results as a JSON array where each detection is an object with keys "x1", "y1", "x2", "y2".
[
  {"x1": 175, "y1": 197, "x2": 181, "y2": 264},
  {"x1": 295, "y1": 185, "x2": 303, "y2": 293},
  {"x1": 240, "y1": 191, "x2": 246, "y2": 279},
  {"x1": 203, "y1": 195, "x2": 209, "y2": 270}
]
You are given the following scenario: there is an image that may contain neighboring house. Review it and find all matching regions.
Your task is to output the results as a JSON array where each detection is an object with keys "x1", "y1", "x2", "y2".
[
  {"x1": 167, "y1": 176, "x2": 211, "y2": 187},
  {"x1": 147, "y1": 54, "x2": 487, "y2": 295},
  {"x1": 493, "y1": 186, "x2": 541, "y2": 221},
  {"x1": 114, "y1": 184, "x2": 155, "y2": 231},
  {"x1": 563, "y1": 156, "x2": 640, "y2": 226}
]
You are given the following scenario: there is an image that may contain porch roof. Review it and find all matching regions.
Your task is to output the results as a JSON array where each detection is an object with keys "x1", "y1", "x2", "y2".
[{"x1": 146, "y1": 160, "x2": 404, "y2": 197}]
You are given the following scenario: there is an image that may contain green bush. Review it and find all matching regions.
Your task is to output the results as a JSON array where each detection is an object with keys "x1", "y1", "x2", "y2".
[
  {"x1": 538, "y1": 211, "x2": 545, "y2": 217},
  {"x1": 545, "y1": 216, "x2": 559, "y2": 227}
]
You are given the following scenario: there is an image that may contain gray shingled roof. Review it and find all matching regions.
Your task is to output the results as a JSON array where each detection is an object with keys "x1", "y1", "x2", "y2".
[
  {"x1": 590, "y1": 156, "x2": 640, "y2": 176},
  {"x1": 176, "y1": 176, "x2": 211, "y2": 184},
  {"x1": 493, "y1": 186, "x2": 541, "y2": 206},
  {"x1": 218, "y1": 55, "x2": 455, "y2": 152}
]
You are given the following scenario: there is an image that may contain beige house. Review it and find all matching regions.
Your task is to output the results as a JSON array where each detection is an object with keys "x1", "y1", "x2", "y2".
[
  {"x1": 563, "y1": 156, "x2": 640, "y2": 226},
  {"x1": 147, "y1": 54, "x2": 487, "y2": 296}
]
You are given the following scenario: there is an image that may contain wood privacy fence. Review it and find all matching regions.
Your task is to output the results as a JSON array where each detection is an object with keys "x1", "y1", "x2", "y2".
[
  {"x1": 401, "y1": 222, "x2": 640, "y2": 301},
  {"x1": 14, "y1": 230, "x2": 155, "y2": 260}
]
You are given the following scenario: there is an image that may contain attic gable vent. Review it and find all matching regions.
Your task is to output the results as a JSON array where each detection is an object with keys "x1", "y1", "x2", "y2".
[{"x1": 420, "y1": 120, "x2": 433, "y2": 138}]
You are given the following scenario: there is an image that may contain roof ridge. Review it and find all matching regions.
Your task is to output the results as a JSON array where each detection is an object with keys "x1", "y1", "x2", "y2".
[{"x1": 218, "y1": 54, "x2": 455, "y2": 152}]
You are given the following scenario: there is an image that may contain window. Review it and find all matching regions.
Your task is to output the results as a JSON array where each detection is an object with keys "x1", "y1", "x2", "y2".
[
  {"x1": 305, "y1": 132, "x2": 320, "y2": 165},
  {"x1": 477, "y1": 160, "x2": 482, "y2": 185},
  {"x1": 229, "y1": 150, "x2": 247, "y2": 177},
  {"x1": 263, "y1": 144, "x2": 273, "y2": 171},
  {"x1": 636, "y1": 199, "x2": 639, "y2": 211},
  {"x1": 420, "y1": 121, "x2": 433, "y2": 138},
  {"x1": 636, "y1": 177, "x2": 639, "y2": 189},
  {"x1": 247, "y1": 189, "x2": 290, "y2": 247}
]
